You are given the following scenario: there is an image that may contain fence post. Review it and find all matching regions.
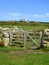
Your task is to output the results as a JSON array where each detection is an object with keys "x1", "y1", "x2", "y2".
[
  {"x1": 40, "y1": 31, "x2": 43, "y2": 48},
  {"x1": 24, "y1": 32, "x2": 26, "y2": 49}
]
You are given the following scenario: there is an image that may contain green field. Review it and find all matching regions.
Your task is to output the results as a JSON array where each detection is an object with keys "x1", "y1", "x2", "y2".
[
  {"x1": 0, "y1": 50, "x2": 49, "y2": 65},
  {"x1": 17, "y1": 25, "x2": 47, "y2": 31},
  {"x1": 0, "y1": 25, "x2": 48, "y2": 31}
]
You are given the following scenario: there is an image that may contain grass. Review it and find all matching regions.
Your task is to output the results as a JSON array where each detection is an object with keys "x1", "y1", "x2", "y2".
[
  {"x1": 0, "y1": 46, "x2": 24, "y2": 51},
  {"x1": 42, "y1": 47, "x2": 49, "y2": 52},
  {"x1": 17, "y1": 25, "x2": 48, "y2": 31},
  {"x1": 0, "y1": 51, "x2": 49, "y2": 65},
  {"x1": 0, "y1": 25, "x2": 48, "y2": 31},
  {"x1": 0, "y1": 25, "x2": 13, "y2": 28}
]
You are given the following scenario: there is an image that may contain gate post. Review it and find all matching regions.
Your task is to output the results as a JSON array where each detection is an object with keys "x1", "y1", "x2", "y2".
[
  {"x1": 40, "y1": 31, "x2": 43, "y2": 48},
  {"x1": 24, "y1": 32, "x2": 26, "y2": 49}
]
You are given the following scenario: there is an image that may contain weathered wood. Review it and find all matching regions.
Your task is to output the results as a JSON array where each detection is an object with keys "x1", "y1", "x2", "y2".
[
  {"x1": 40, "y1": 31, "x2": 43, "y2": 48},
  {"x1": 26, "y1": 33, "x2": 39, "y2": 47},
  {"x1": 9, "y1": 30, "x2": 41, "y2": 48},
  {"x1": 24, "y1": 32, "x2": 26, "y2": 48},
  {"x1": 26, "y1": 32, "x2": 40, "y2": 34}
]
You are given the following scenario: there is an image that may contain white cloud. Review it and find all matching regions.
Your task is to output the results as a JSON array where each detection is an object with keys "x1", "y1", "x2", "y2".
[
  {"x1": 40, "y1": 15, "x2": 45, "y2": 18},
  {"x1": 46, "y1": 13, "x2": 49, "y2": 17},
  {"x1": 9, "y1": 13, "x2": 21, "y2": 16},
  {"x1": 24, "y1": 14, "x2": 40, "y2": 18},
  {"x1": 25, "y1": 14, "x2": 45, "y2": 18},
  {"x1": 8, "y1": 12, "x2": 49, "y2": 19},
  {"x1": 33, "y1": 14, "x2": 40, "y2": 17}
]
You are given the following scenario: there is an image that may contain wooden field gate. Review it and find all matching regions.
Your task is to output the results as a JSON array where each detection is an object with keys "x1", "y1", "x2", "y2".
[{"x1": 9, "y1": 30, "x2": 43, "y2": 48}]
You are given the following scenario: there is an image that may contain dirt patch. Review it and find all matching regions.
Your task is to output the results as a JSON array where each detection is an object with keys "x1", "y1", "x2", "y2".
[
  {"x1": 0, "y1": 50, "x2": 49, "y2": 56},
  {"x1": 5, "y1": 56, "x2": 14, "y2": 59},
  {"x1": 10, "y1": 50, "x2": 34, "y2": 54}
]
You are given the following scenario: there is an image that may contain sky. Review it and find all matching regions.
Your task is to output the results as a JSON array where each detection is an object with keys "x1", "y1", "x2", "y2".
[{"x1": 0, "y1": 0, "x2": 49, "y2": 22}]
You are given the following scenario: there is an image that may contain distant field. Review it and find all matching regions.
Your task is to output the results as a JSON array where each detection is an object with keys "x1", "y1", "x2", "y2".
[
  {"x1": 17, "y1": 25, "x2": 47, "y2": 31},
  {"x1": 0, "y1": 25, "x2": 48, "y2": 31}
]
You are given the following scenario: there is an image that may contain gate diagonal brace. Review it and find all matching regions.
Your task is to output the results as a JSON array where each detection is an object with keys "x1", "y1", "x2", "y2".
[{"x1": 26, "y1": 33, "x2": 39, "y2": 47}]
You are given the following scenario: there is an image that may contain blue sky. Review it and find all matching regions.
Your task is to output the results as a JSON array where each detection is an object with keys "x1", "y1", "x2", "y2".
[{"x1": 0, "y1": 0, "x2": 49, "y2": 22}]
